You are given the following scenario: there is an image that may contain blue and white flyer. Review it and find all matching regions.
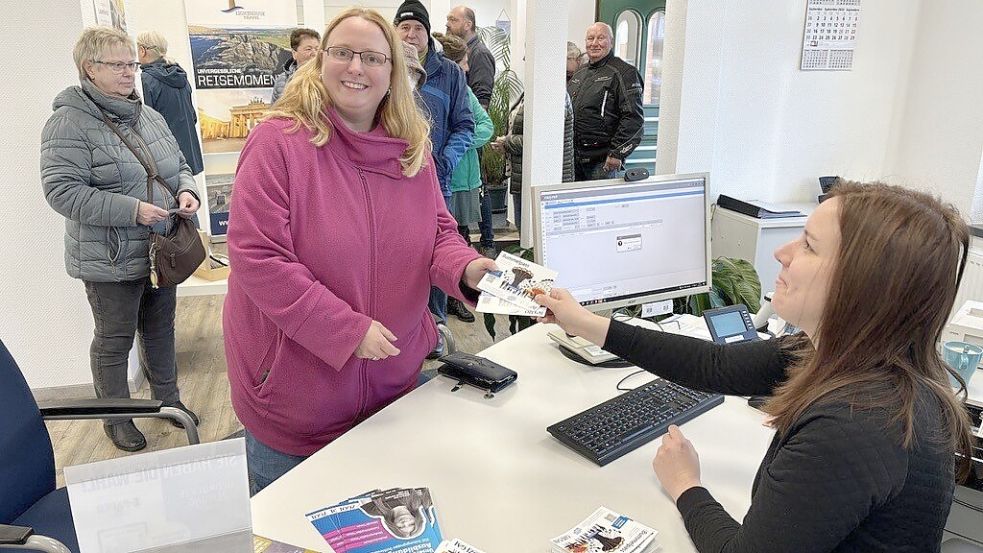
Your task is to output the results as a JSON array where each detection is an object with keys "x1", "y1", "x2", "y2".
[
  {"x1": 307, "y1": 487, "x2": 443, "y2": 553},
  {"x1": 476, "y1": 251, "x2": 556, "y2": 316}
]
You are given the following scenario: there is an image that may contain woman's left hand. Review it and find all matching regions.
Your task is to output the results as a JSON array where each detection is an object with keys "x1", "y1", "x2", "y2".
[
  {"x1": 653, "y1": 425, "x2": 703, "y2": 501},
  {"x1": 462, "y1": 257, "x2": 499, "y2": 290},
  {"x1": 176, "y1": 191, "x2": 199, "y2": 218}
]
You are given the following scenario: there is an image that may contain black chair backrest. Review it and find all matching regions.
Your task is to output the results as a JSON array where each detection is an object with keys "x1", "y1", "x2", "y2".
[{"x1": 0, "y1": 339, "x2": 56, "y2": 523}]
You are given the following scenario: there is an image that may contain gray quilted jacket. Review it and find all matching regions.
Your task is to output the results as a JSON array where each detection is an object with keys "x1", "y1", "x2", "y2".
[
  {"x1": 505, "y1": 92, "x2": 575, "y2": 195},
  {"x1": 41, "y1": 80, "x2": 199, "y2": 282}
]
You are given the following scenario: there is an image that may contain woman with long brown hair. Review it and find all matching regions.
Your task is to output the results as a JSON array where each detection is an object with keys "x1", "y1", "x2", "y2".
[{"x1": 536, "y1": 182, "x2": 975, "y2": 552}]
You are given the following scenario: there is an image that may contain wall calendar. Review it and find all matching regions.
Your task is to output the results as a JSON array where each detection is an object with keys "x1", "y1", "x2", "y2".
[{"x1": 801, "y1": 0, "x2": 861, "y2": 71}]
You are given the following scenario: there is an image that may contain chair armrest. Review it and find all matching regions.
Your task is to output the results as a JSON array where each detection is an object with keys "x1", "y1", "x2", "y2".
[
  {"x1": 0, "y1": 524, "x2": 32, "y2": 545},
  {"x1": 0, "y1": 525, "x2": 71, "y2": 553},
  {"x1": 38, "y1": 399, "x2": 200, "y2": 445},
  {"x1": 38, "y1": 398, "x2": 163, "y2": 417}
]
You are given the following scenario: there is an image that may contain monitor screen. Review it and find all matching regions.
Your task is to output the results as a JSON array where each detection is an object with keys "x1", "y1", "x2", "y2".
[{"x1": 532, "y1": 174, "x2": 710, "y2": 312}]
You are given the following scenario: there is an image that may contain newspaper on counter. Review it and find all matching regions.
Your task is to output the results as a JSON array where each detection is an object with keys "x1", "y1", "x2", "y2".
[
  {"x1": 436, "y1": 538, "x2": 488, "y2": 553},
  {"x1": 550, "y1": 507, "x2": 659, "y2": 553},
  {"x1": 306, "y1": 487, "x2": 443, "y2": 553},
  {"x1": 476, "y1": 251, "x2": 556, "y2": 317}
]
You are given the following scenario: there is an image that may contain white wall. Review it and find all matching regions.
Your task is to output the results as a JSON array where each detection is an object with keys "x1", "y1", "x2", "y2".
[
  {"x1": 882, "y1": 0, "x2": 983, "y2": 220},
  {"x1": 520, "y1": 0, "x2": 569, "y2": 244},
  {"x1": 659, "y1": 0, "x2": 921, "y2": 204},
  {"x1": 0, "y1": 0, "x2": 93, "y2": 390},
  {"x1": 566, "y1": 0, "x2": 596, "y2": 51}
]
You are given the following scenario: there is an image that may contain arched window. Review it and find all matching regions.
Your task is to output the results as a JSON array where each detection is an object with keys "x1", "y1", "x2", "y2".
[
  {"x1": 643, "y1": 10, "x2": 665, "y2": 106},
  {"x1": 614, "y1": 10, "x2": 642, "y2": 68}
]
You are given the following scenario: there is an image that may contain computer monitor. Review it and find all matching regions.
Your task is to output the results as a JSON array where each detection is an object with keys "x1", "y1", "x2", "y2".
[{"x1": 531, "y1": 173, "x2": 711, "y2": 313}]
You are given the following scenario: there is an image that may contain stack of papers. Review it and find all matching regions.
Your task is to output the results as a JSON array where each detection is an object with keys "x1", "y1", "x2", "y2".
[
  {"x1": 476, "y1": 252, "x2": 557, "y2": 317},
  {"x1": 550, "y1": 507, "x2": 659, "y2": 553},
  {"x1": 436, "y1": 538, "x2": 488, "y2": 553},
  {"x1": 306, "y1": 487, "x2": 443, "y2": 553}
]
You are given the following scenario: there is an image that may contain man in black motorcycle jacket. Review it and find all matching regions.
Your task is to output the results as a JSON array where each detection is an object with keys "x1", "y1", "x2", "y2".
[{"x1": 567, "y1": 22, "x2": 645, "y2": 181}]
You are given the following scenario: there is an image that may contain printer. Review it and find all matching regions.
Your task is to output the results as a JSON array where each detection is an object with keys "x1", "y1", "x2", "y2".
[{"x1": 944, "y1": 301, "x2": 983, "y2": 366}]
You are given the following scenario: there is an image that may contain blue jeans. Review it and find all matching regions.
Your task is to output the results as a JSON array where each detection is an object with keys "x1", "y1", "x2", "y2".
[
  {"x1": 477, "y1": 189, "x2": 495, "y2": 248},
  {"x1": 575, "y1": 158, "x2": 620, "y2": 181},
  {"x1": 429, "y1": 287, "x2": 447, "y2": 325},
  {"x1": 245, "y1": 429, "x2": 309, "y2": 496}
]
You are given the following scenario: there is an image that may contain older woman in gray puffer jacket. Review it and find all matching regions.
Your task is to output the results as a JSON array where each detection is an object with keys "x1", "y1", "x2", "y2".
[{"x1": 40, "y1": 26, "x2": 200, "y2": 453}]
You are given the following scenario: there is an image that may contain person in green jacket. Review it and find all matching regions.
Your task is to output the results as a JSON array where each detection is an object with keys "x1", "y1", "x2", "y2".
[{"x1": 434, "y1": 32, "x2": 494, "y2": 323}]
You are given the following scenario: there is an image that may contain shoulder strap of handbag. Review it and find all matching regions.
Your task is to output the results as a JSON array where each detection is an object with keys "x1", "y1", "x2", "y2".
[{"x1": 97, "y1": 110, "x2": 173, "y2": 206}]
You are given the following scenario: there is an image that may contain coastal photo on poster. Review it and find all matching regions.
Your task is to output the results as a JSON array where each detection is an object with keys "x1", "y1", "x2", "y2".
[{"x1": 188, "y1": 26, "x2": 291, "y2": 90}]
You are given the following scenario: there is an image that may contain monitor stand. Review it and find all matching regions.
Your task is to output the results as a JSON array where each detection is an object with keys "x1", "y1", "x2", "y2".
[
  {"x1": 547, "y1": 328, "x2": 633, "y2": 368},
  {"x1": 555, "y1": 341, "x2": 633, "y2": 368}
]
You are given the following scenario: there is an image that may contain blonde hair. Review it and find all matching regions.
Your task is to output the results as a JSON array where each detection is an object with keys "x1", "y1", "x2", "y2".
[
  {"x1": 266, "y1": 7, "x2": 432, "y2": 177},
  {"x1": 73, "y1": 26, "x2": 135, "y2": 80},
  {"x1": 137, "y1": 30, "x2": 171, "y2": 63}
]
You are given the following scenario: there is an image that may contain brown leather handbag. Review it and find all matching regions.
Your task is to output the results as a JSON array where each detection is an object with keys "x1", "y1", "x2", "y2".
[{"x1": 100, "y1": 112, "x2": 206, "y2": 288}]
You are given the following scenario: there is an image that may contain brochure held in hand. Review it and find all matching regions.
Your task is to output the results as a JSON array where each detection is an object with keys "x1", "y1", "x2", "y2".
[{"x1": 476, "y1": 251, "x2": 557, "y2": 317}]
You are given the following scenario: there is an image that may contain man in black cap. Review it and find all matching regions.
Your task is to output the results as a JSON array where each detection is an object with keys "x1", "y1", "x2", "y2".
[{"x1": 394, "y1": 0, "x2": 477, "y2": 342}]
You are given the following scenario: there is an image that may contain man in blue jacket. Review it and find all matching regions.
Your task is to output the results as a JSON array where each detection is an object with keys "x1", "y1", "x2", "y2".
[{"x1": 395, "y1": 0, "x2": 476, "y2": 346}]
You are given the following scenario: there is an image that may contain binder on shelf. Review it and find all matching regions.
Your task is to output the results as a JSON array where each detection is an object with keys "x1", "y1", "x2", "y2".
[{"x1": 717, "y1": 195, "x2": 804, "y2": 219}]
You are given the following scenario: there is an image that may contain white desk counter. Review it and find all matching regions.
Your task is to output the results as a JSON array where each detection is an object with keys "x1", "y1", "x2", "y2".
[
  {"x1": 176, "y1": 275, "x2": 228, "y2": 297},
  {"x1": 250, "y1": 322, "x2": 777, "y2": 552}
]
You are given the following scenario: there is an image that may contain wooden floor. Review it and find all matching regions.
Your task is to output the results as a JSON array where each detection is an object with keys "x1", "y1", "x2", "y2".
[{"x1": 48, "y1": 281, "x2": 519, "y2": 487}]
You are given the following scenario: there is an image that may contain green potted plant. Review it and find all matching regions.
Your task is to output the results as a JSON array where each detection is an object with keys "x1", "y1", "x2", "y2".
[
  {"x1": 477, "y1": 25, "x2": 523, "y2": 214},
  {"x1": 673, "y1": 257, "x2": 762, "y2": 316}
]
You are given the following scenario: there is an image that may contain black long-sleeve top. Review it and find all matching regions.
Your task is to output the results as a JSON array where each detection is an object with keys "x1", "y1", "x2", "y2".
[{"x1": 603, "y1": 320, "x2": 956, "y2": 553}]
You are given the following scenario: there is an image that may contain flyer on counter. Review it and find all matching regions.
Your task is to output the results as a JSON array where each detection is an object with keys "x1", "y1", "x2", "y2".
[
  {"x1": 549, "y1": 507, "x2": 659, "y2": 553},
  {"x1": 307, "y1": 487, "x2": 443, "y2": 553},
  {"x1": 476, "y1": 251, "x2": 556, "y2": 316}
]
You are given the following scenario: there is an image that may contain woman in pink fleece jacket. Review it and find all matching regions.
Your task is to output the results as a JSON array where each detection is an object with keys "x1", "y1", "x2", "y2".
[{"x1": 223, "y1": 7, "x2": 494, "y2": 494}]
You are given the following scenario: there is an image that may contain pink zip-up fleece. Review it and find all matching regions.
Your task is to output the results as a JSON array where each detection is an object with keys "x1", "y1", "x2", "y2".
[{"x1": 223, "y1": 109, "x2": 481, "y2": 456}]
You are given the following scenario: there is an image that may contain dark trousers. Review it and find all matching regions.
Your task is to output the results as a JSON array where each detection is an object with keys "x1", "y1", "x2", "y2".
[
  {"x1": 83, "y1": 278, "x2": 181, "y2": 425},
  {"x1": 457, "y1": 225, "x2": 472, "y2": 244},
  {"x1": 575, "y1": 157, "x2": 621, "y2": 182},
  {"x1": 476, "y1": 148, "x2": 495, "y2": 248},
  {"x1": 428, "y1": 287, "x2": 447, "y2": 325},
  {"x1": 512, "y1": 192, "x2": 522, "y2": 235},
  {"x1": 477, "y1": 190, "x2": 495, "y2": 248}
]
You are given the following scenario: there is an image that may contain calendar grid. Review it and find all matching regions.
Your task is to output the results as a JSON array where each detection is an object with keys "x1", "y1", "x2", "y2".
[{"x1": 800, "y1": 0, "x2": 861, "y2": 71}]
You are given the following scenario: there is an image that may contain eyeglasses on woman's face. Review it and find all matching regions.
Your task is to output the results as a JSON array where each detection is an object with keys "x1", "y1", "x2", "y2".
[
  {"x1": 324, "y1": 46, "x2": 390, "y2": 67},
  {"x1": 93, "y1": 60, "x2": 140, "y2": 74}
]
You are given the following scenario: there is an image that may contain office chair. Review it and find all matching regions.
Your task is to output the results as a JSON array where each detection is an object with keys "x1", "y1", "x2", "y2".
[
  {"x1": 942, "y1": 538, "x2": 983, "y2": 553},
  {"x1": 0, "y1": 338, "x2": 199, "y2": 553}
]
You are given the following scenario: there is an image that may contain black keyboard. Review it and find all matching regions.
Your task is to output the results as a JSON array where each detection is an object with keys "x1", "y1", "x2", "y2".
[{"x1": 547, "y1": 378, "x2": 725, "y2": 466}]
